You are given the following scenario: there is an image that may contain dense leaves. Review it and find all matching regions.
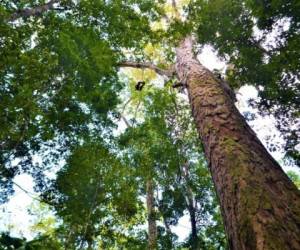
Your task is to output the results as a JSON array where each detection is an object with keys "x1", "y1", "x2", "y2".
[
  {"x1": 1, "y1": 0, "x2": 299, "y2": 249},
  {"x1": 45, "y1": 141, "x2": 143, "y2": 249},
  {"x1": 118, "y1": 89, "x2": 226, "y2": 249},
  {"x1": 0, "y1": 0, "x2": 160, "y2": 203}
]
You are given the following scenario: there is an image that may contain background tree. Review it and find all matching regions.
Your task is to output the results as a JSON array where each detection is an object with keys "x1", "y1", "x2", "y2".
[{"x1": 119, "y1": 87, "x2": 227, "y2": 249}]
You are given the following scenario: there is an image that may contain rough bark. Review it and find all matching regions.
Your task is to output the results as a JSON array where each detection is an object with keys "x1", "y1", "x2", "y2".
[
  {"x1": 176, "y1": 36, "x2": 300, "y2": 250},
  {"x1": 9, "y1": 0, "x2": 60, "y2": 22},
  {"x1": 146, "y1": 179, "x2": 157, "y2": 250}
]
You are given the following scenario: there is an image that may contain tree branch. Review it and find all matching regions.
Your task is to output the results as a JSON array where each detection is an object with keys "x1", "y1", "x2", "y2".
[
  {"x1": 9, "y1": 0, "x2": 60, "y2": 21},
  {"x1": 117, "y1": 61, "x2": 175, "y2": 78},
  {"x1": 172, "y1": 0, "x2": 180, "y2": 19},
  {"x1": 120, "y1": 114, "x2": 131, "y2": 128},
  {"x1": 13, "y1": 181, "x2": 54, "y2": 207}
]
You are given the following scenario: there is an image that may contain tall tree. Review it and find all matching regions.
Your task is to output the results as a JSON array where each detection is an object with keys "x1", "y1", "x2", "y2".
[
  {"x1": 146, "y1": 178, "x2": 158, "y2": 250},
  {"x1": 175, "y1": 35, "x2": 300, "y2": 250},
  {"x1": 123, "y1": 1, "x2": 300, "y2": 248},
  {"x1": 119, "y1": 1, "x2": 300, "y2": 248},
  {"x1": 1, "y1": 0, "x2": 300, "y2": 249},
  {"x1": 118, "y1": 88, "x2": 226, "y2": 249}
]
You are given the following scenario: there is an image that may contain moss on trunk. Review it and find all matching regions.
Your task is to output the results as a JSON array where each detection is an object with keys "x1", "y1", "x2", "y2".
[{"x1": 176, "y1": 36, "x2": 300, "y2": 250}]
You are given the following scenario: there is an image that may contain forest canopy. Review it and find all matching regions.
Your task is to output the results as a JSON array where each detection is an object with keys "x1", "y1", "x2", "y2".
[{"x1": 0, "y1": 0, "x2": 300, "y2": 249}]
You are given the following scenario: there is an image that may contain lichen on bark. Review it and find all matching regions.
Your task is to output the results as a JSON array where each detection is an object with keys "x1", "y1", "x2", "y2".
[{"x1": 176, "y1": 36, "x2": 300, "y2": 250}]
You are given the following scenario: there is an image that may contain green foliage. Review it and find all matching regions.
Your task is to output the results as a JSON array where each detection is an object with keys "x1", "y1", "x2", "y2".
[
  {"x1": 287, "y1": 170, "x2": 300, "y2": 189},
  {"x1": 18, "y1": 88, "x2": 226, "y2": 249},
  {"x1": 119, "y1": 88, "x2": 226, "y2": 249},
  {"x1": 45, "y1": 141, "x2": 143, "y2": 248},
  {"x1": 1, "y1": 0, "x2": 297, "y2": 249},
  {"x1": 0, "y1": 232, "x2": 63, "y2": 250},
  {"x1": 0, "y1": 0, "x2": 161, "y2": 203},
  {"x1": 0, "y1": 233, "x2": 26, "y2": 250}
]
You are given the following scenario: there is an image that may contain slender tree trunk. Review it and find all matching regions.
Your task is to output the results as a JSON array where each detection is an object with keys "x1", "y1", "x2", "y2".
[
  {"x1": 187, "y1": 200, "x2": 198, "y2": 249},
  {"x1": 182, "y1": 163, "x2": 199, "y2": 249},
  {"x1": 146, "y1": 179, "x2": 157, "y2": 250},
  {"x1": 176, "y1": 36, "x2": 300, "y2": 250}
]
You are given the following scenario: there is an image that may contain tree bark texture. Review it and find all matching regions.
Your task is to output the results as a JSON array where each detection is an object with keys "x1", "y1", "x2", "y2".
[
  {"x1": 146, "y1": 179, "x2": 157, "y2": 250},
  {"x1": 176, "y1": 36, "x2": 300, "y2": 250}
]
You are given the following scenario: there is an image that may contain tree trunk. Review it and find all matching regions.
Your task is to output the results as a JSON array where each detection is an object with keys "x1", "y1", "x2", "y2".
[
  {"x1": 146, "y1": 179, "x2": 157, "y2": 250},
  {"x1": 176, "y1": 36, "x2": 300, "y2": 250},
  {"x1": 187, "y1": 200, "x2": 198, "y2": 249},
  {"x1": 182, "y1": 163, "x2": 199, "y2": 249}
]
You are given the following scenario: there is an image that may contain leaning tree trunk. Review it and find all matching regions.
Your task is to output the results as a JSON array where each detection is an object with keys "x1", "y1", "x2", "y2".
[
  {"x1": 176, "y1": 36, "x2": 300, "y2": 250},
  {"x1": 146, "y1": 179, "x2": 157, "y2": 250}
]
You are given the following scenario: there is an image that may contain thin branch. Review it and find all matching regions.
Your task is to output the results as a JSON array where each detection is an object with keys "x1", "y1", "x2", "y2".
[
  {"x1": 117, "y1": 61, "x2": 175, "y2": 78},
  {"x1": 9, "y1": 0, "x2": 60, "y2": 22},
  {"x1": 117, "y1": 97, "x2": 133, "y2": 128},
  {"x1": 13, "y1": 181, "x2": 53, "y2": 206},
  {"x1": 133, "y1": 100, "x2": 141, "y2": 121},
  {"x1": 171, "y1": 0, "x2": 180, "y2": 19},
  {"x1": 121, "y1": 97, "x2": 133, "y2": 115},
  {"x1": 172, "y1": 0, "x2": 178, "y2": 9},
  {"x1": 120, "y1": 114, "x2": 131, "y2": 128}
]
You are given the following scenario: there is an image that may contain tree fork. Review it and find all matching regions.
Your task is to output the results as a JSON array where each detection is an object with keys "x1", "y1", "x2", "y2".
[{"x1": 176, "y1": 36, "x2": 300, "y2": 250}]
